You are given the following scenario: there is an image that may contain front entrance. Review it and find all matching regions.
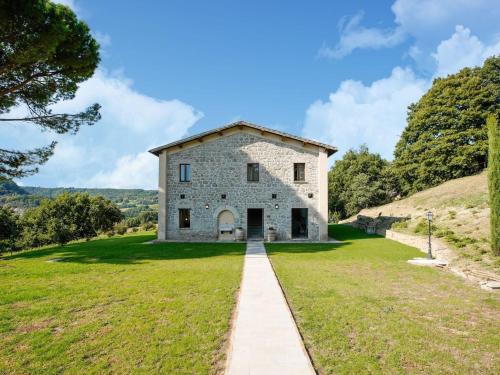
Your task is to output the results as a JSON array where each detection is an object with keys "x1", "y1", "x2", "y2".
[
  {"x1": 218, "y1": 210, "x2": 235, "y2": 240},
  {"x1": 247, "y1": 209, "x2": 263, "y2": 239},
  {"x1": 291, "y1": 208, "x2": 308, "y2": 239}
]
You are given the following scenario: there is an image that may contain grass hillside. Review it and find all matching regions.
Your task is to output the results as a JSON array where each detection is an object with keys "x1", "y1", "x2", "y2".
[{"x1": 345, "y1": 171, "x2": 498, "y2": 273}]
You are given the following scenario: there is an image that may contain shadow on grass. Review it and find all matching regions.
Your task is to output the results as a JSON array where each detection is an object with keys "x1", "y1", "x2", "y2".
[
  {"x1": 266, "y1": 242, "x2": 348, "y2": 255},
  {"x1": 329, "y1": 224, "x2": 383, "y2": 241},
  {"x1": 4, "y1": 225, "x2": 380, "y2": 263},
  {"x1": 4, "y1": 234, "x2": 246, "y2": 265},
  {"x1": 266, "y1": 225, "x2": 386, "y2": 255}
]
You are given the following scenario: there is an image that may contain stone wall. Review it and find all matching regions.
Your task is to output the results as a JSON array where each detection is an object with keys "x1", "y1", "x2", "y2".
[
  {"x1": 385, "y1": 230, "x2": 447, "y2": 254},
  {"x1": 162, "y1": 130, "x2": 325, "y2": 240}
]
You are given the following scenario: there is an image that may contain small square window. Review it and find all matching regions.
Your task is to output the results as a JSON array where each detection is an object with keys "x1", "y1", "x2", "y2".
[
  {"x1": 247, "y1": 163, "x2": 259, "y2": 182},
  {"x1": 294, "y1": 163, "x2": 305, "y2": 181},
  {"x1": 180, "y1": 194, "x2": 185, "y2": 199},
  {"x1": 272, "y1": 193, "x2": 277, "y2": 199},
  {"x1": 179, "y1": 164, "x2": 191, "y2": 182},
  {"x1": 221, "y1": 194, "x2": 227, "y2": 199},
  {"x1": 308, "y1": 193, "x2": 314, "y2": 198},
  {"x1": 179, "y1": 209, "x2": 190, "y2": 228}
]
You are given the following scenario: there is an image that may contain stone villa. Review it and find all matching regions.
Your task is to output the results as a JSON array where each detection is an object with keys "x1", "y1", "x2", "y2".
[{"x1": 149, "y1": 121, "x2": 337, "y2": 241}]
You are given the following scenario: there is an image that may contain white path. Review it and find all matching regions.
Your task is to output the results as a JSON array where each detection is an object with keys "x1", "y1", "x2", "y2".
[{"x1": 225, "y1": 242, "x2": 315, "y2": 375}]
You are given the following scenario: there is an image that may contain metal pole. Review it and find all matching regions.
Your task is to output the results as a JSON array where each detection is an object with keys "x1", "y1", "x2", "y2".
[{"x1": 427, "y1": 219, "x2": 432, "y2": 259}]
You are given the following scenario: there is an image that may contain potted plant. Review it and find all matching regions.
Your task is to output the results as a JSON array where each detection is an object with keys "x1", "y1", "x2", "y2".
[{"x1": 267, "y1": 227, "x2": 277, "y2": 242}]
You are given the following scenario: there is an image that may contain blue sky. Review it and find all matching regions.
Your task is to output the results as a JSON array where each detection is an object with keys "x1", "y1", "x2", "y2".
[{"x1": 2, "y1": 0, "x2": 500, "y2": 188}]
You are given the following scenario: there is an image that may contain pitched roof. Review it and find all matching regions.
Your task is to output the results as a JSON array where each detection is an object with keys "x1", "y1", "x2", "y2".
[{"x1": 148, "y1": 120, "x2": 337, "y2": 156}]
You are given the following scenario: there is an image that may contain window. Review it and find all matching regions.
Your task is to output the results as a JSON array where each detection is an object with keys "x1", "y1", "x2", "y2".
[
  {"x1": 294, "y1": 163, "x2": 305, "y2": 181},
  {"x1": 272, "y1": 193, "x2": 277, "y2": 199},
  {"x1": 180, "y1": 194, "x2": 185, "y2": 199},
  {"x1": 247, "y1": 163, "x2": 259, "y2": 182},
  {"x1": 221, "y1": 194, "x2": 227, "y2": 199},
  {"x1": 179, "y1": 209, "x2": 190, "y2": 228},
  {"x1": 179, "y1": 164, "x2": 191, "y2": 182}
]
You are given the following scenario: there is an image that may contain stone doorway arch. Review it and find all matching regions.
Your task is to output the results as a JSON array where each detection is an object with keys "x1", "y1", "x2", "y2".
[{"x1": 218, "y1": 210, "x2": 235, "y2": 240}]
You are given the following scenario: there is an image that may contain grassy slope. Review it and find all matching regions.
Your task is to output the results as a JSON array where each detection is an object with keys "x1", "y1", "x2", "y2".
[
  {"x1": 267, "y1": 225, "x2": 500, "y2": 374},
  {"x1": 347, "y1": 171, "x2": 498, "y2": 272},
  {"x1": 0, "y1": 233, "x2": 245, "y2": 374}
]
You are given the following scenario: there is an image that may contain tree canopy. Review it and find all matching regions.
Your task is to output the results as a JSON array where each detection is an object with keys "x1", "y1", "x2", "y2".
[
  {"x1": 0, "y1": 206, "x2": 19, "y2": 253},
  {"x1": 392, "y1": 56, "x2": 500, "y2": 195},
  {"x1": 20, "y1": 192, "x2": 122, "y2": 247},
  {"x1": 328, "y1": 145, "x2": 396, "y2": 220},
  {"x1": 0, "y1": 0, "x2": 101, "y2": 178}
]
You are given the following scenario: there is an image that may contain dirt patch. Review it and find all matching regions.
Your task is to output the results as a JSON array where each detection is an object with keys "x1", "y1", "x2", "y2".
[{"x1": 18, "y1": 319, "x2": 52, "y2": 334}]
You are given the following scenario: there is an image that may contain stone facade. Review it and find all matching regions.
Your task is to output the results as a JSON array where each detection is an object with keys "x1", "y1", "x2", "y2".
[{"x1": 153, "y1": 125, "x2": 333, "y2": 241}]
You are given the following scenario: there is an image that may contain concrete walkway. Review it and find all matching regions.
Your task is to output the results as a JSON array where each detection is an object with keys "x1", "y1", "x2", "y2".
[{"x1": 226, "y1": 242, "x2": 315, "y2": 375}]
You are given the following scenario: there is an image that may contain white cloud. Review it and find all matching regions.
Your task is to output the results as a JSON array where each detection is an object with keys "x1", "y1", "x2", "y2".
[
  {"x1": 1, "y1": 69, "x2": 202, "y2": 188},
  {"x1": 321, "y1": 0, "x2": 500, "y2": 60},
  {"x1": 93, "y1": 31, "x2": 111, "y2": 48},
  {"x1": 54, "y1": 69, "x2": 202, "y2": 140},
  {"x1": 84, "y1": 152, "x2": 157, "y2": 189},
  {"x1": 303, "y1": 67, "x2": 428, "y2": 160},
  {"x1": 308, "y1": 1, "x2": 500, "y2": 160},
  {"x1": 432, "y1": 25, "x2": 500, "y2": 77},
  {"x1": 392, "y1": 0, "x2": 496, "y2": 38},
  {"x1": 319, "y1": 11, "x2": 406, "y2": 59}
]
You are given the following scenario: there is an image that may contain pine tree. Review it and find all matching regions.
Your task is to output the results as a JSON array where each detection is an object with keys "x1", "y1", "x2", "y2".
[{"x1": 0, "y1": 0, "x2": 101, "y2": 178}]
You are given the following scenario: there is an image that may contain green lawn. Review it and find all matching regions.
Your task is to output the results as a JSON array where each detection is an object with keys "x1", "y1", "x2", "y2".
[
  {"x1": 267, "y1": 225, "x2": 500, "y2": 374},
  {"x1": 0, "y1": 233, "x2": 245, "y2": 374}
]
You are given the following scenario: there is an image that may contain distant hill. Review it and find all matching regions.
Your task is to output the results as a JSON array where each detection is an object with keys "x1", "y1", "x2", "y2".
[
  {"x1": 0, "y1": 179, "x2": 28, "y2": 196},
  {"x1": 0, "y1": 180, "x2": 158, "y2": 217},
  {"x1": 343, "y1": 171, "x2": 497, "y2": 273}
]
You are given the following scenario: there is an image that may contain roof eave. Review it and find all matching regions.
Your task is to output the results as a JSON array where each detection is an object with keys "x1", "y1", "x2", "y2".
[{"x1": 148, "y1": 121, "x2": 337, "y2": 157}]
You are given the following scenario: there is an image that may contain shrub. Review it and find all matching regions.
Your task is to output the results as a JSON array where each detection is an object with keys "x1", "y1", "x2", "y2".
[
  {"x1": 444, "y1": 233, "x2": 477, "y2": 249},
  {"x1": 114, "y1": 222, "x2": 128, "y2": 235},
  {"x1": 448, "y1": 210, "x2": 457, "y2": 219},
  {"x1": 126, "y1": 217, "x2": 141, "y2": 228},
  {"x1": 329, "y1": 211, "x2": 341, "y2": 223},
  {"x1": 390, "y1": 220, "x2": 408, "y2": 230},
  {"x1": 139, "y1": 210, "x2": 158, "y2": 224},
  {"x1": 141, "y1": 221, "x2": 155, "y2": 231},
  {"x1": 488, "y1": 115, "x2": 500, "y2": 256},
  {"x1": 414, "y1": 218, "x2": 437, "y2": 235},
  {"x1": 434, "y1": 228, "x2": 454, "y2": 238}
]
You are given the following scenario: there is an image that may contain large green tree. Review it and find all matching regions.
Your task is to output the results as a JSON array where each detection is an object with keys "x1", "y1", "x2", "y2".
[
  {"x1": 393, "y1": 56, "x2": 500, "y2": 195},
  {"x1": 488, "y1": 115, "x2": 500, "y2": 256},
  {"x1": 20, "y1": 192, "x2": 122, "y2": 247},
  {"x1": 0, "y1": 0, "x2": 101, "y2": 178},
  {"x1": 329, "y1": 145, "x2": 396, "y2": 219},
  {"x1": 0, "y1": 206, "x2": 19, "y2": 254}
]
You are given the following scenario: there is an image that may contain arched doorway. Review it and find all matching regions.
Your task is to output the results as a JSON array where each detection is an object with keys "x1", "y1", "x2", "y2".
[{"x1": 218, "y1": 210, "x2": 235, "y2": 240}]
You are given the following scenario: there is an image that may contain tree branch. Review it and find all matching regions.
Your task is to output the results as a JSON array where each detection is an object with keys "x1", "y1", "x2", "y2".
[
  {"x1": 0, "y1": 113, "x2": 79, "y2": 122},
  {"x1": 0, "y1": 70, "x2": 64, "y2": 96}
]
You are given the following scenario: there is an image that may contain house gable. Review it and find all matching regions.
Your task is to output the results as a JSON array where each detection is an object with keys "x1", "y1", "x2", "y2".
[{"x1": 149, "y1": 120, "x2": 337, "y2": 157}]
